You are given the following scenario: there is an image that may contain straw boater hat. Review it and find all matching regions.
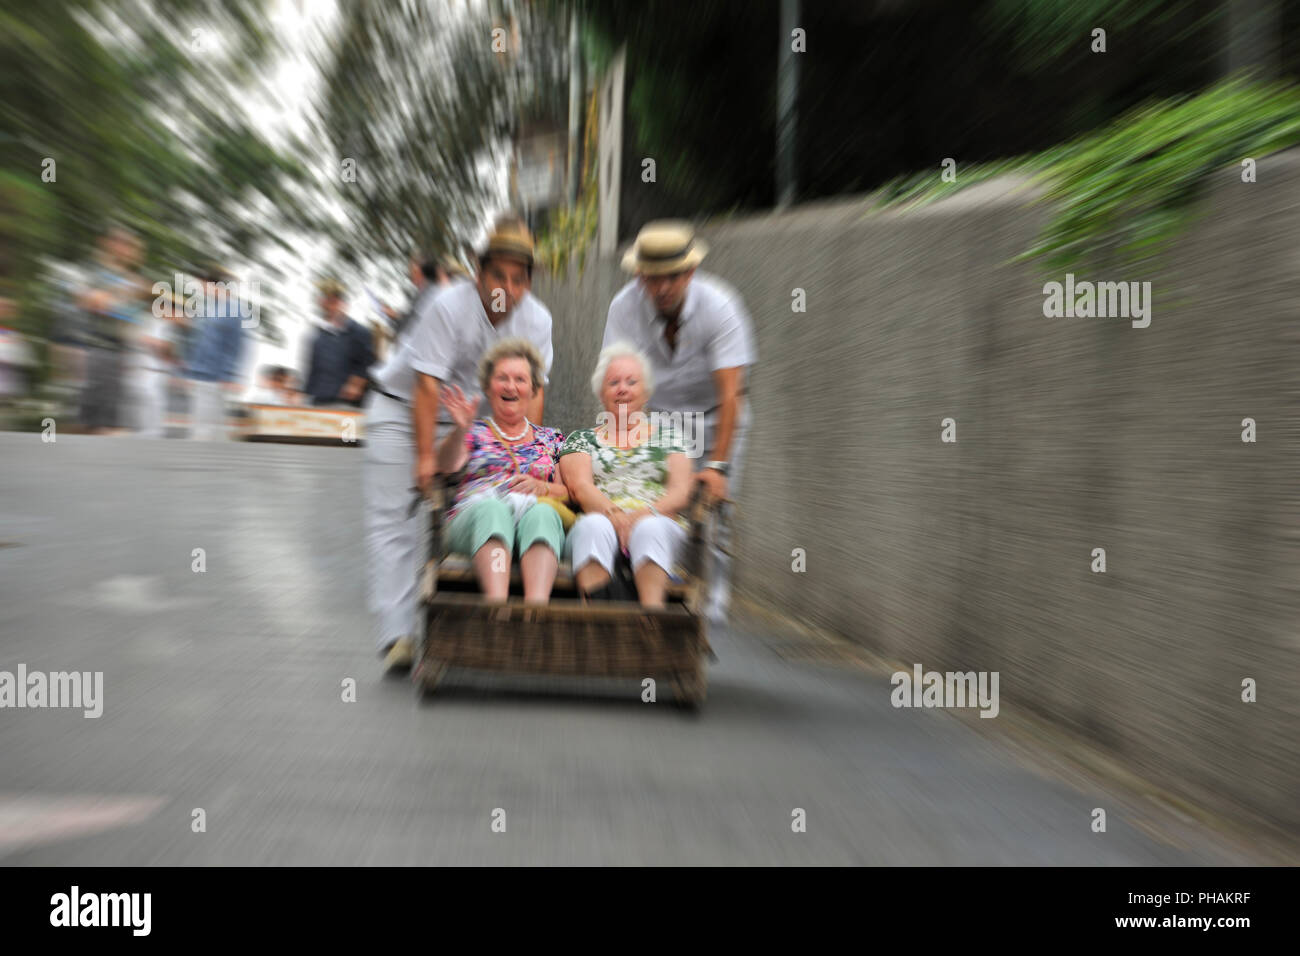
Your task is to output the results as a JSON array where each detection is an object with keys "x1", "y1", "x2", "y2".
[
  {"x1": 621, "y1": 220, "x2": 709, "y2": 275},
  {"x1": 479, "y1": 220, "x2": 535, "y2": 268},
  {"x1": 441, "y1": 258, "x2": 470, "y2": 279}
]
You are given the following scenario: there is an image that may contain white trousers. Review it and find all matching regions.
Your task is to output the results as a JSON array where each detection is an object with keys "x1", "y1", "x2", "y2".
[
  {"x1": 362, "y1": 394, "x2": 423, "y2": 651},
  {"x1": 190, "y1": 379, "x2": 228, "y2": 441},
  {"x1": 131, "y1": 367, "x2": 170, "y2": 438},
  {"x1": 692, "y1": 404, "x2": 749, "y2": 626},
  {"x1": 567, "y1": 512, "x2": 687, "y2": 579}
]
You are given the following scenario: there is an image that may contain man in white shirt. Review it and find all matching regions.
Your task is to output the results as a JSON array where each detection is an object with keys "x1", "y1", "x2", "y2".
[
  {"x1": 409, "y1": 220, "x2": 553, "y2": 495},
  {"x1": 362, "y1": 219, "x2": 553, "y2": 672},
  {"x1": 602, "y1": 221, "x2": 756, "y2": 625}
]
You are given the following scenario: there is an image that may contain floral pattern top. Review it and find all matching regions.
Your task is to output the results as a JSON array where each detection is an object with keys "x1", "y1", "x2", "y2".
[
  {"x1": 558, "y1": 423, "x2": 689, "y2": 528},
  {"x1": 448, "y1": 420, "x2": 565, "y2": 520}
]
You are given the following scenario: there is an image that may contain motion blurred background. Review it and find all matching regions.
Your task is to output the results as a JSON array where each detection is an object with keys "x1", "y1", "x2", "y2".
[
  {"x1": 0, "y1": 0, "x2": 1297, "y2": 864},
  {"x1": 3, "y1": 0, "x2": 1299, "y2": 413}
]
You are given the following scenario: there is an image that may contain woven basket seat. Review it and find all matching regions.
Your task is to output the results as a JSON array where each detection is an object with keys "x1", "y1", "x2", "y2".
[{"x1": 415, "y1": 481, "x2": 721, "y2": 706}]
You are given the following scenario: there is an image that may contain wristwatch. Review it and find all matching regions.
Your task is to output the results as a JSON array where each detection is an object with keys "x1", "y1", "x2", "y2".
[{"x1": 703, "y1": 460, "x2": 730, "y2": 476}]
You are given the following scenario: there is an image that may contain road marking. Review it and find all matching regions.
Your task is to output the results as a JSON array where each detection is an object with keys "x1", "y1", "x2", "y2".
[{"x1": 0, "y1": 794, "x2": 167, "y2": 854}]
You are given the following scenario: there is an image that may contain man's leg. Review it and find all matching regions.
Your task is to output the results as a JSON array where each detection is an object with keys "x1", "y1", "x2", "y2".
[
  {"x1": 190, "y1": 380, "x2": 212, "y2": 440},
  {"x1": 143, "y1": 370, "x2": 166, "y2": 437},
  {"x1": 104, "y1": 347, "x2": 127, "y2": 432},
  {"x1": 133, "y1": 368, "x2": 164, "y2": 437},
  {"x1": 79, "y1": 347, "x2": 109, "y2": 430},
  {"x1": 362, "y1": 412, "x2": 421, "y2": 657},
  {"x1": 702, "y1": 404, "x2": 749, "y2": 626},
  {"x1": 189, "y1": 380, "x2": 207, "y2": 440}
]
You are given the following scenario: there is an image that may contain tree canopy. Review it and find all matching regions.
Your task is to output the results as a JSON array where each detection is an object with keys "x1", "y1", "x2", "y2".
[
  {"x1": 315, "y1": 0, "x2": 571, "y2": 272},
  {"x1": 1, "y1": 0, "x2": 312, "y2": 343}
]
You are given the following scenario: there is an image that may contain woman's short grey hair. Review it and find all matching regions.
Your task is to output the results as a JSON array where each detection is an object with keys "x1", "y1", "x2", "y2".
[
  {"x1": 591, "y1": 342, "x2": 654, "y2": 401},
  {"x1": 478, "y1": 337, "x2": 545, "y2": 393}
]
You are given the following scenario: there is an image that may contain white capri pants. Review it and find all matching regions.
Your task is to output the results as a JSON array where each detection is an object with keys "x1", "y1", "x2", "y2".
[{"x1": 567, "y1": 512, "x2": 687, "y2": 579}]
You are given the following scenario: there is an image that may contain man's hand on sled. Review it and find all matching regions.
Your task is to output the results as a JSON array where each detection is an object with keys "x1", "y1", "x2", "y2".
[{"x1": 696, "y1": 467, "x2": 728, "y2": 502}]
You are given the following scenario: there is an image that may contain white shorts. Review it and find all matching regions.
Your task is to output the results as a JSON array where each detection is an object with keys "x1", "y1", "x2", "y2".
[{"x1": 567, "y1": 512, "x2": 687, "y2": 577}]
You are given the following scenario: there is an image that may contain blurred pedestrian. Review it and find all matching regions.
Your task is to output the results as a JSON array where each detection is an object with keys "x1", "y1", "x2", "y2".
[
  {"x1": 372, "y1": 251, "x2": 453, "y2": 360},
  {"x1": 186, "y1": 264, "x2": 248, "y2": 441},
  {"x1": 246, "y1": 364, "x2": 280, "y2": 405},
  {"x1": 46, "y1": 267, "x2": 92, "y2": 409},
  {"x1": 247, "y1": 365, "x2": 299, "y2": 406},
  {"x1": 272, "y1": 367, "x2": 301, "y2": 405},
  {"x1": 76, "y1": 226, "x2": 147, "y2": 434},
  {"x1": 0, "y1": 321, "x2": 36, "y2": 417},
  {"x1": 393, "y1": 251, "x2": 452, "y2": 336},
  {"x1": 303, "y1": 278, "x2": 373, "y2": 407},
  {"x1": 129, "y1": 289, "x2": 184, "y2": 438}
]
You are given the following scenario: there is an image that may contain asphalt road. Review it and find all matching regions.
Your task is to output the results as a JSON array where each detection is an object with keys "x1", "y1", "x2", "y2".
[{"x1": 0, "y1": 434, "x2": 1264, "y2": 864}]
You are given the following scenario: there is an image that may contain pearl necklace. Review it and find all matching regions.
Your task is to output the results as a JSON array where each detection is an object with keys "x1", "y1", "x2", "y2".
[{"x1": 487, "y1": 416, "x2": 530, "y2": 442}]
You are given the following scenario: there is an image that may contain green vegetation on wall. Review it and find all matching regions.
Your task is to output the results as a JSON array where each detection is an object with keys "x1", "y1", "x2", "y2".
[{"x1": 874, "y1": 78, "x2": 1300, "y2": 273}]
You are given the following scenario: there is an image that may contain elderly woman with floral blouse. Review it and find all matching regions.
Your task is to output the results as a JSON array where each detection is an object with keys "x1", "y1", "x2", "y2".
[
  {"x1": 437, "y1": 338, "x2": 567, "y2": 604},
  {"x1": 558, "y1": 343, "x2": 695, "y2": 608}
]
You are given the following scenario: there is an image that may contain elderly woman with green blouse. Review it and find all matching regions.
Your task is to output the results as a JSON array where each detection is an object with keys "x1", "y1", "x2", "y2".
[{"x1": 558, "y1": 343, "x2": 695, "y2": 607}]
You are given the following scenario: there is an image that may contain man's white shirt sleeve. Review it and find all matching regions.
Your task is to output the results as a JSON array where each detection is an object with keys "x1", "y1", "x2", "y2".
[
  {"x1": 408, "y1": 290, "x2": 456, "y2": 382},
  {"x1": 707, "y1": 296, "x2": 756, "y2": 372},
  {"x1": 534, "y1": 301, "x2": 555, "y2": 386}
]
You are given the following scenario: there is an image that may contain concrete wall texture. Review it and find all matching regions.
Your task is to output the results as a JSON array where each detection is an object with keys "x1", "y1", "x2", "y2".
[{"x1": 534, "y1": 151, "x2": 1299, "y2": 835}]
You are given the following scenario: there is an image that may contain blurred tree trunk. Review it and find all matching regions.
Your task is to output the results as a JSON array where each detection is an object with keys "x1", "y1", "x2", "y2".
[{"x1": 1223, "y1": 0, "x2": 1281, "y2": 76}]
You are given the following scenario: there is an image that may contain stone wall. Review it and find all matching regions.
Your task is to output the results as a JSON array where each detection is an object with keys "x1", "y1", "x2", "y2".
[{"x1": 534, "y1": 153, "x2": 1300, "y2": 834}]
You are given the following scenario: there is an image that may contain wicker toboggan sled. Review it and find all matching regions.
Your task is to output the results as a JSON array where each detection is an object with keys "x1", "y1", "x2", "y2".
[{"x1": 414, "y1": 476, "x2": 723, "y2": 708}]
